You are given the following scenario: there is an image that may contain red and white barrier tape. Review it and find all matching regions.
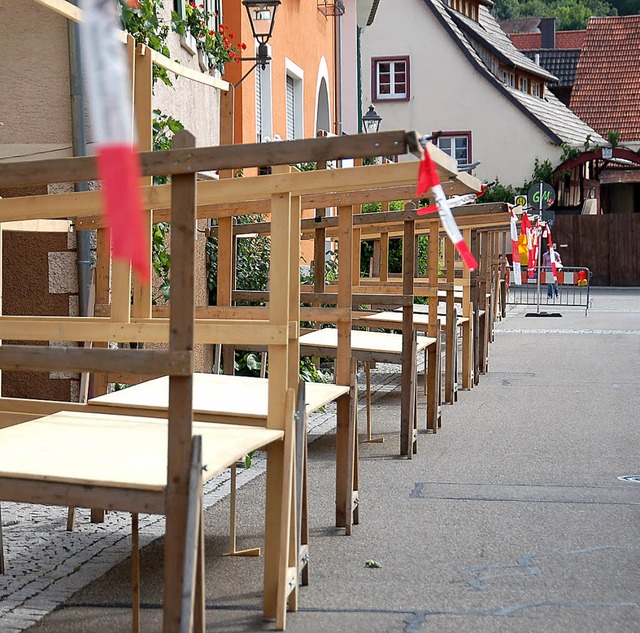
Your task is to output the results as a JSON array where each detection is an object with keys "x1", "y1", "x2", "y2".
[
  {"x1": 79, "y1": 0, "x2": 149, "y2": 282},
  {"x1": 416, "y1": 149, "x2": 478, "y2": 270}
]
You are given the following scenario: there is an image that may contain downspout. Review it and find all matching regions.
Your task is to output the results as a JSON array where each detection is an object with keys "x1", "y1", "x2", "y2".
[
  {"x1": 67, "y1": 12, "x2": 93, "y2": 318},
  {"x1": 357, "y1": 25, "x2": 363, "y2": 133},
  {"x1": 336, "y1": 11, "x2": 343, "y2": 135}
]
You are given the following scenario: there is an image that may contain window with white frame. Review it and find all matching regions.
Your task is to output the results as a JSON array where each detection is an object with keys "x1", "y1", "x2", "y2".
[
  {"x1": 502, "y1": 70, "x2": 516, "y2": 88},
  {"x1": 372, "y1": 57, "x2": 410, "y2": 101},
  {"x1": 532, "y1": 82, "x2": 542, "y2": 97},
  {"x1": 174, "y1": 0, "x2": 221, "y2": 29},
  {"x1": 519, "y1": 77, "x2": 529, "y2": 93},
  {"x1": 436, "y1": 132, "x2": 471, "y2": 167},
  {"x1": 285, "y1": 60, "x2": 304, "y2": 140}
]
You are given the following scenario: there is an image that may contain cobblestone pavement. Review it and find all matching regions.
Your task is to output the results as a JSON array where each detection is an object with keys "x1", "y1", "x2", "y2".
[{"x1": 0, "y1": 364, "x2": 404, "y2": 632}]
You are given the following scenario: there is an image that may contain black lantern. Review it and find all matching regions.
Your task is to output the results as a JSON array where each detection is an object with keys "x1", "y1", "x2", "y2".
[
  {"x1": 242, "y1": 0, "x2": 281, "y2": 68},
  {"x1": 362, "y1": 105, "x2": 382, "y2": 134}
]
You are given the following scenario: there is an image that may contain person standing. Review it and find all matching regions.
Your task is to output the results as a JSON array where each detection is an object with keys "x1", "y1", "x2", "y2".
[{"x1": 543, "y1": 245, "x2": 562, "y2": 298}]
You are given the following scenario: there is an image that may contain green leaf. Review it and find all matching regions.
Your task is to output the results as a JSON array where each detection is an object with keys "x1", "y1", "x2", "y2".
[{"x1": 364, "y1": 560, "x2": 382, "y2": 568}]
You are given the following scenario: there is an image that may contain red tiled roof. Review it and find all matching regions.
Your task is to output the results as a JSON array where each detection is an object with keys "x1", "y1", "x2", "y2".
[
  {"x1": 510, "y1": 32, "x2": 540, "y2": 48},
  {"x1": 570, "y1": 16, "x2": 640, "y2": 142},
  {"x1": 557, "y1": 30, "x2": 586, "y2": 48},
  {"x1": 509, "y1": 30, "x2": 585, "y2": 50}
]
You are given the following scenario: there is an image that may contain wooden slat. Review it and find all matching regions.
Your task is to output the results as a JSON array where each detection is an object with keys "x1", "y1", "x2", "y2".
[
  {"x1": 0, "y1": 476, "x2": 164, "y2": 515},
  {"x1": 0, "y1": 131, "x2": 419, "y2": 188},
  {"x1": 0, "y1": 318, "x2": 287, "y2": 346},
  {"x1": 0, "y1": 346, "x2": 192, "y2": 376}
]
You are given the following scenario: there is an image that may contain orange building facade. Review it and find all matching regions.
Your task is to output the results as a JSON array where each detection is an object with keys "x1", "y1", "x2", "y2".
[{"x1": 222, "y1": 0, "x2": 338, "y2": 146}]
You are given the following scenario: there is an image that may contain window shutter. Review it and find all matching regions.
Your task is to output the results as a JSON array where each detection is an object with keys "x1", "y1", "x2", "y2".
[
  {"x1": 256, "y1": 67, "x2": 263, "y2": 142},
  {"x1": 286, "y1": 75, "x2": 295, "y2": 140}
]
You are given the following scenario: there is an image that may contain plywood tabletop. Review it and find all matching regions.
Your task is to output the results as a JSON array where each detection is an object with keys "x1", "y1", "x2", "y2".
[
  {"x1": 90, "y1": 373, "x2": 348, "y2": 418},
  {"x1": 300, "y1": 328, "x2": 436, "y2": 355},
  {"x1": 363, "y1": 310, "x2": 469, "y2": 328},
  {"x1": 0, "y1": 411, "x2": 283, "y2": 491}
]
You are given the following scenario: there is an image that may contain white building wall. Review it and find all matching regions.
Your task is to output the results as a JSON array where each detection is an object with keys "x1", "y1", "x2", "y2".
[
  {"x1": 0, "y1": 1, "x2": 72, "y2": 161},
  {"x1": 0, "y1": 2, "x2": 221, "y2": 161},
  {"x1": 340, "y1": 0, "x2": 360, "y2": 135},
  {"x1": 361, "y1": 0, "x2": 563, "y2": 186}
]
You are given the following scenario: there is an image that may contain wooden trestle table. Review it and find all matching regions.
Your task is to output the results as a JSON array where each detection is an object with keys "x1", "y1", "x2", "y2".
[
  {"x1": 89, "y1": 373, "x2": 351, "y2": 576},
  {"x1": 0, "y1": 410, "x2": 283, "y2": 627},
  {"x1": 299, "y1": 328, "x2": 438, "y2": 449}
]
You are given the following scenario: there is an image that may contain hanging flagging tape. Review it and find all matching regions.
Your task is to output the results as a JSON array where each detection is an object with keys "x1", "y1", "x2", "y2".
[
  {"x1": 520, "y1": 212, "x2": 536, "y2": 279},
  {"x1": 417, "y1": 192, "x2": 479, "y2": 216},
  {"x1": 79, "y1": 0, "x2": 150, "y2": 282},
  {"x1": 415, "y1": 148, "x2": 478, "y2": 270},
  {"x1": 509, "y1": 206, "x2": 522, "y2": 285}
]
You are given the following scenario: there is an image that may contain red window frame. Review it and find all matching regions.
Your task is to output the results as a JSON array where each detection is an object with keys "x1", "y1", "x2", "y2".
[{"x1": 371, "y1": 56, "x2": 410, "y2": 102}]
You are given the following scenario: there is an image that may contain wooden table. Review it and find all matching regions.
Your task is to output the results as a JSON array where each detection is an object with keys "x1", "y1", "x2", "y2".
[
  {"x1": 360, "y1": 309, "x2": 471, "y2": 405},
  {"x1": 90, "y1": 373, "x2": 352, "y2": 566},
  {"x1": 0, "y1": 411, "x2": 281, "y2": 497},
  {"x1": 299, "y1": 328, "x2": 438, "y2": 444},
  {"x1": 0, "y1": 410, "x2": 283, "y2": 626},
  {"x1": 90, "y1": 373, "x2": 348, "y2": 423}
]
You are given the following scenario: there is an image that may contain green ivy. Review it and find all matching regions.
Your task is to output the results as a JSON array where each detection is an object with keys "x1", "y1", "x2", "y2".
[{"x1": 119, "y1": 0, "x2": 172, "y2": 87}]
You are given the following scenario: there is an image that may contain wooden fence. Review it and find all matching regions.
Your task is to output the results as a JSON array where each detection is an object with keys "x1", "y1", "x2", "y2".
[{"x1": 553, "y1": 214, "x2": 640, "y2": 286}]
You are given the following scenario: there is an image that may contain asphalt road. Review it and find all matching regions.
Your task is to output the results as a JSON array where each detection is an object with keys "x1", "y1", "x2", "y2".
[{"x1": 26, "y1": 287, "x2": 640, "y2": 632}]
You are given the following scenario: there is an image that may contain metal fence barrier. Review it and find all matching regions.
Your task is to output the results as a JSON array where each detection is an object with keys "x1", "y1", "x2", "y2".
[{"x1": 506, "y1": 266, "x2": 592, "y2": 316}]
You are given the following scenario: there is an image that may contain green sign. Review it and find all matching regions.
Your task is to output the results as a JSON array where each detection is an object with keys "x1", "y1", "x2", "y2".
[{"x1": 527, "y1": 182, "x2": 556, "y2": 211}]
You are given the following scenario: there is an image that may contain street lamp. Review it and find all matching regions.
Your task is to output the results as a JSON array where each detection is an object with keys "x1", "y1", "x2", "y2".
[
  {"x1": 242, "y1": 0, "x2": 281, "y2": 70},
  {"x1": 362, "y1": 105, "x2": 382, "y2": 134}
]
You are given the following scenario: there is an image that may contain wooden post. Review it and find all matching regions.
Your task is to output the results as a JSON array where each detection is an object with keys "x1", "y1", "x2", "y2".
[
  {"x1": 470, "y1": 229, "x2": 480, "y2": 386},
  {"x1": 380, "y1": 231, "x2": 389, "y2": 283},
  {"x1": 132, "y1": 44, "x2": 153, "y2": 320},
  {"x1": 400, "y1": 217, "x2": 415, "y2": 457},
  {"x1": 336, "y1": 205, "x2": 354, "y2": 527},
  {"x1": 461, "y1": 227, "x2": 473, "y2": 390},
  {"x1": 217, "y1": 216, "x2": 234, "y2": 373},
  {"x1": 263, "y1": 192, "x2": 294, "y2": 627},
  {"x1": 444, "y1": 237, "x2": 456, "y2": 403},
  {"x1": 132, "y1": 513, "x2": 140, "y2": 633},
  {"x1": 163, "y1": 130, "x2": 196, "y2": 633},
  {"x1": 426, "y1": 220, "x2": 440, "y2": 432}
]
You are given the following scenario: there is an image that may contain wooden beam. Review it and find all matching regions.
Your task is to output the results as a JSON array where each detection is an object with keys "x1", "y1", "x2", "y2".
[
  {"x1": 0, "y1": 346, "x2": 192, "y2": 376},
  {"x1": 0, "y1": 131, "x2": 422, "y2": 188}
]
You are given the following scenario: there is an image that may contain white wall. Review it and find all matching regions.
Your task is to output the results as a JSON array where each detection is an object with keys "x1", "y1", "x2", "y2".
[
  {"x1": 340, "y1": 0, "x2": 360, "y2": 134},
  {"x1": 0, "y1": 2, "x2": 221, "y2": 162},
  {"x1": 360, "y1": 0, "x2": 563, "y2": 186},
  {"x1": 0, "y1": 1, "x2": 72, "y2": 161}
]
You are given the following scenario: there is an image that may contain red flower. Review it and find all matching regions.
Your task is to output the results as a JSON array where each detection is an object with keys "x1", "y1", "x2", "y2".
[
  {"x1": 209, "y1": 29, "x2": 215, "y2": 35},
  {"x1": 199, "y1": 3, "x2": 204, "y2": 7},
  {"x1": 189, "y1": 1, "x2": 195, "y2": 6},
  {"x1": 229, "y1": 51, "x2": 235, "y2": 58},
  {"x1": 229, "y1": 33, "x2": 234, "y2": 39},
  {"x1": 241, "y1": 42, "x2": 247, "y2": 50}
]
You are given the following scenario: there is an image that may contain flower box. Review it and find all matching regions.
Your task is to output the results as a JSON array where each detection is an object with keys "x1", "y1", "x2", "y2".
[{"x1": 180, "y1": 32, "x2": 197, "y2": 56}]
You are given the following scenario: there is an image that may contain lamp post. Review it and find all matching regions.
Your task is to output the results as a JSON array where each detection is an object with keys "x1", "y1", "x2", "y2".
[
  {"x1": 362, "y1": 105, "x2": 382, "y2": 134},
  {"x1": 241, "y1": 0, "x2": 281, "y2": 72}
]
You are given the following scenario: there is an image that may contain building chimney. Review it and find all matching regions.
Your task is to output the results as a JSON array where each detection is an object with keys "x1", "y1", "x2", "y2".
[{"x1": 539, "y1": 17, "x2": 556, "y2": 49}]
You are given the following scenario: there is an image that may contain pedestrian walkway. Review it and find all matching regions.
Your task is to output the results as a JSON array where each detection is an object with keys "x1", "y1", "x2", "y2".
[{"x1": 3, "y1": 288, "x2": 639, "y2": 632}]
